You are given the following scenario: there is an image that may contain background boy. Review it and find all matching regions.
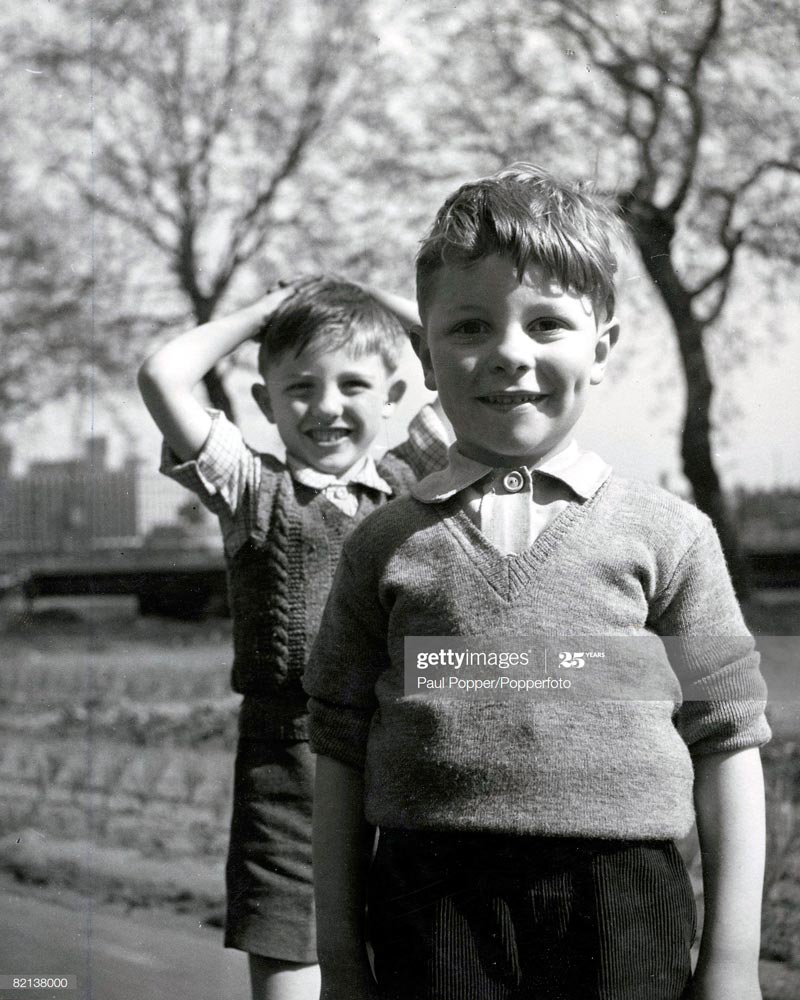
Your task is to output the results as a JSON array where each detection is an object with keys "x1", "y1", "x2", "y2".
[
  {"x1": 306, "y1": 167, "x2": 770, "y2": 1000},
  {"x1": 138, "y1": 276, "x2": 448, "y2": 1000}
]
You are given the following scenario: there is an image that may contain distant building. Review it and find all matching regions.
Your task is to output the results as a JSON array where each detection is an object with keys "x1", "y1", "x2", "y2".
[
  {"x1": 0, "y1": 436, "x2": 136, "y2": 555},
  {"x1": 0, "y1": 436, "x2": 217, "y2": 559}
]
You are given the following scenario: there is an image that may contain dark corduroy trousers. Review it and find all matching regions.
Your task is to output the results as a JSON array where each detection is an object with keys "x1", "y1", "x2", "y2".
[{"x1": 368, "y1": 830, "x2": 695, "y2": 1000}]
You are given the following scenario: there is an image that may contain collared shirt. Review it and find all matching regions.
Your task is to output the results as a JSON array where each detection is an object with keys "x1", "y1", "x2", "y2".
[
  {"x1": 286, "y1": 454, "x2": 392, "y2": 518},
  {"x1": 162, "y1": 405, "x2": 446, "y2": 558},
  {"x1": 411, "y1": 441, "x2": 611, "y2": 554},
  {"x1": 389, "y1": 400, "x2": 451, "y2": 481}
]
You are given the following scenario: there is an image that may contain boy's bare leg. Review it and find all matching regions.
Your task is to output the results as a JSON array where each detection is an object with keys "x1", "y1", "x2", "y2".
[{"x1": 248, "y1": 956, "x2": 320, "y2": 1000}]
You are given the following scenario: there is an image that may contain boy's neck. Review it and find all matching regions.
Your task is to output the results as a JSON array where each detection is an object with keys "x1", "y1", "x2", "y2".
[{"x1": 454, "y1": 437, "x2": 575, "y2": 471}]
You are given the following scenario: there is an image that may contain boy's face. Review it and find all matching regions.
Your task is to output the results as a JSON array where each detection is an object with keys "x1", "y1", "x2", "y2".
[
  {"x1": 417, "y1": 254, "x2": 618, "y2": 468},
  {"x1": 253, "y1": 344, "x2": 404, "y2": 476}
]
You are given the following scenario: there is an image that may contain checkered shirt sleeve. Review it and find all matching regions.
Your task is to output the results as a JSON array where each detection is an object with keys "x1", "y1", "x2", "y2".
[
  {"x1": 159, "y1": 409, "x2": 262, "y2": 557},
  {"x1": 390, "y1": 403, "x2": 450, "y2": 478}
]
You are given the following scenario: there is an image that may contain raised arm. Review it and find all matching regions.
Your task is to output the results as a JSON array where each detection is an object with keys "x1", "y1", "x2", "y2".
[
  {"x1": 358, "y1": 283, "x2": 420, "y2": 332},
  {"x1": 690, "y1": 746, "x2": 765, "y2": 1000},
  {"x1": 313, "y1": 755, "x2": 379, "y2": 1000},
  {"x1": 137, "y1": 286, "x2": 293, "y2": 462}
]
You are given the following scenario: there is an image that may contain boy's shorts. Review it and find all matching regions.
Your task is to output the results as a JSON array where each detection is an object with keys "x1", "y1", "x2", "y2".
[
  {"x1": 224, "y1": 735, "x2": 316, "y2": 963},
  {"x1": 369, "y1": 829, "x2": 695, "y2": 1000}
]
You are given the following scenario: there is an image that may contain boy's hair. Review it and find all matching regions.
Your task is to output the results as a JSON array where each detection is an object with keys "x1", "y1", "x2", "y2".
[
  {"x1": 416, "y1": 163, "x2": 627, "y2": 321},
  {"x1": 257, "y1": 276, "x2": 406, "y2": 376}
]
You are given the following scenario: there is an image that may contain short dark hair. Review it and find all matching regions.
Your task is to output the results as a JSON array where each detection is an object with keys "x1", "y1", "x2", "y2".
[
  {"x1": 416, "y1": 163, "x2": 627, "y2": 321},
  {"x1": 257, "y1": 277, "x2": 406, "y2": 376}
]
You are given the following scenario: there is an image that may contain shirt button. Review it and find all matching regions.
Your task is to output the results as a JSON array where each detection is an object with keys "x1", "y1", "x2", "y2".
[{"x1": 502, "y1": 471, "x2": 525, "y2": 493}]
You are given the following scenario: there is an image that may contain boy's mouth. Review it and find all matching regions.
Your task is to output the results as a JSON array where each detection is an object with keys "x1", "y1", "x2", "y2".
[
  {"x1": 479, "y1": 392, "x2": 546, "y2": 409},
  {"x1": 306, "y1": 428, "x2": 352, "y2": 444}
]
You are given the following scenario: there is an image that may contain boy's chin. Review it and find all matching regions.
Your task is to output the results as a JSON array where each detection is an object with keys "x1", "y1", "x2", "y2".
[
  {"x1": 459, "y1": 436, "x2": 559, "y2": 468},
  {"x1": 316, "y1": 458, "x2": 356, "y2": 476},
  {"x1": 296, "y1": 446, "x2": 363, "y2": 477}
]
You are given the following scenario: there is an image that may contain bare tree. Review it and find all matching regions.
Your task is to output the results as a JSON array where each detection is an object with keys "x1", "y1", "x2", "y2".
[
  {"x1": 23, "y1": 0, "x2": 368, "y2": 419},
  {"x1": 0, "y1": 159, "x2": 93, "y2": 422},
  {"x1": 542, "y1": 0, "x2": 800, "y2": 585},
  {"x1": 396, "y1": 0, "x2": 800, "y2": 586}
]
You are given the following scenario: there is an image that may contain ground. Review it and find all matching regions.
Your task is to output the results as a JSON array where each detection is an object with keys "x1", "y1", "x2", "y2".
[{"x1": 0, "y1": 593, "x2": 798, "y2": 997}]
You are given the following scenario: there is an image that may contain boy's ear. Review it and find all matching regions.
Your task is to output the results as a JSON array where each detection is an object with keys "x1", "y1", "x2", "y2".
[
  {"x1": 590, "y1": 317, "x2": 620, "y2": 386},
  {"x1": 251, "y1": 383, "x2": 275, "y2": 423},
  {"x1": 383, "y1": 378, "x2": 407, "y2": 417},
  {"x1": 410, "y1": 324, "x2": 437, "y2": 392}
]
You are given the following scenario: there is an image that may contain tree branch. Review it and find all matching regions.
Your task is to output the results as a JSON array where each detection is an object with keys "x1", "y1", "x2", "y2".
[
  {"x1": 662, "y1": 0, "x2": 725, "y2": 218},
  {"x1": 552, "y1": 1, "x2": 640, "y2": 73},
  {"x1": 95, "y1": 140, "x2": 181, "y2": 229},
  {"x1": 210, "y1": 57, "x2": 335, "y2": 296},
  {"x1": 689, "y1": 157, "x2": 800, "y2": 318},
  {"x1": 80, "y1": 187, "x2": 174, "y2": 254},
  {"x1": 663, "y1": 84, "x2": 704, "y2": 217},
  {"x1": 686, "y1": 0, "x2": 724, "y2": 84},
  {"x1": 693, "y1": 231, "x2": 744, "y2": 326}
]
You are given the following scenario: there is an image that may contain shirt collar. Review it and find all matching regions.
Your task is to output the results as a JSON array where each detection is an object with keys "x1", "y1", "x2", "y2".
[
  {"x1": 286, "y1": 453, "x2": 393, "y2": 495},
  {"x1": 410, "y1": 440, "x2": 611, "y2": 503}
]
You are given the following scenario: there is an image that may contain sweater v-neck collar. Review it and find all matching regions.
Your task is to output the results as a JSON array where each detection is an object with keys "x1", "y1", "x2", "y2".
[{"x1": 438, "y1": 481, "x2": 608, "y2": 601}]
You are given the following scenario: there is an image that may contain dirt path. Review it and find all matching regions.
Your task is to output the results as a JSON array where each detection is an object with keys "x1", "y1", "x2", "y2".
[{"x1": 0, "y1": 881, "x2": 249, "y2": 1000}]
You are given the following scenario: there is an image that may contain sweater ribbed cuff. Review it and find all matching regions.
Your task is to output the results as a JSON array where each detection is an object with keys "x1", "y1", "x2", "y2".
[{"x1": 308, "y1": 697, "x2": 371, "y2": 770}]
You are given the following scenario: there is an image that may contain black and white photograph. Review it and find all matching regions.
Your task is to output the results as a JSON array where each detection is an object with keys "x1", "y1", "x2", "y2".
[{"x1": 1, "y1": 2, "x2": 799, "y2": 998}]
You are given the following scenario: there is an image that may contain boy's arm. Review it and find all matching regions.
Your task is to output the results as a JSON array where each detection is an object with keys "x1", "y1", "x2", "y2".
[
  {"x1": 690, "y1": 746, "x2": 765, "y2": 1000},
  {"x1": 358, "y1": 283, "x2": 420, "y2": 331},
  {"x1": 313, "y1": 755, "x2": 379, "y2": 1000},
  {"x1": 138, "y1": 286, "x2": 293, "y2": 462}
]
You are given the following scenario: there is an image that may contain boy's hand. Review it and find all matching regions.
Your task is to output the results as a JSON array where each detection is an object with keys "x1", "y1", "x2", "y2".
[
  {"x1": 250, "y1": 275, "x2": 322, "y2": 337},
  {"x1": 266, "y1": 274, "x2": 323, "y2": 299},
  {"x1": 355, "y1": 283, "x2": 421, "y2": 331}
]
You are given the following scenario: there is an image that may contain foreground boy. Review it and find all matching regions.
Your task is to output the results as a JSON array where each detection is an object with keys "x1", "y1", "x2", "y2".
[
  {"x1": 138, "y1": 277, "x2": 447, "y2": 1000},
  {"x1": 305, "y1": 167, "x2": 769, "y2": 1000}
]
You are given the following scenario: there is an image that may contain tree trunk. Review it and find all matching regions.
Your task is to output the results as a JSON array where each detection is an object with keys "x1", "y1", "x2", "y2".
[{"x1": 623, "y1": 200, "x2": 750, "y2": 595}]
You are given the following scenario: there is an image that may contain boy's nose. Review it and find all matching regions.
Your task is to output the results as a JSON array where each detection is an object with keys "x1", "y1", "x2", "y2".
[
  {"x1": 490, "y1": 325, "x2": 534, "y2": 374},
  {"x1": 311, "y1": 387, "x2": 343, "y2": 419}
]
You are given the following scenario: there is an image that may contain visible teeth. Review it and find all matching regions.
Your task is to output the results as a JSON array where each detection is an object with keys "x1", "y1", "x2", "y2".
[
  {"x1": 309, "y1": 429, "x2": 350, "y2": 442},
  {"x1": 484, "y1": 394, "x2": 540, "y2": 405}
]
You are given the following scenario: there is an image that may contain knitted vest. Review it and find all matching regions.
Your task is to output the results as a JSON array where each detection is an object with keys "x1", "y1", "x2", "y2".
[{"x1": 230, "y1": 451, "x2": 416, "y2": 739}]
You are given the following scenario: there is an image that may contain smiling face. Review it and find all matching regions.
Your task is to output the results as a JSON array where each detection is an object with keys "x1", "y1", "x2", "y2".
[
  {"x1": 417, "y1": 254, "x2": 618, "y2": 468},
  {"x1": 254, "y1": 345, "x2": 404, "y2": 476}
]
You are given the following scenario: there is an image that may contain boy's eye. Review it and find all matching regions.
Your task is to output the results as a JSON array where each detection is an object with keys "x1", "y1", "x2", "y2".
[
  {"x1": 285, "y1": 382, "x2": 314, "y2": 397},
  {"x1": 529, "y1": 318, "x2": 566, "y2": 334},
  {"x1": 340, "y1": 380, "x2": 371, "y2": 395},
  {"x1": 451, "y1": 319, "x2": 490, "y2": 338}
]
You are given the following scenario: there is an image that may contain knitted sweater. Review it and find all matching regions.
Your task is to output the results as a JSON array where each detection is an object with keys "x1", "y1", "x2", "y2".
[
  {"x1": 305, "y1": 475, "x2": 770, "y2": 839},
  {"x1": 163, "y1": 408, "x2": 449, "y2": 739}
]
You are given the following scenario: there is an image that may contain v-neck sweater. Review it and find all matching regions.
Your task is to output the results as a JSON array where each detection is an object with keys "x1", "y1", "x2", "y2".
[{"x1": 305, "y1": 475, "x2": 770, "y2": 840}]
